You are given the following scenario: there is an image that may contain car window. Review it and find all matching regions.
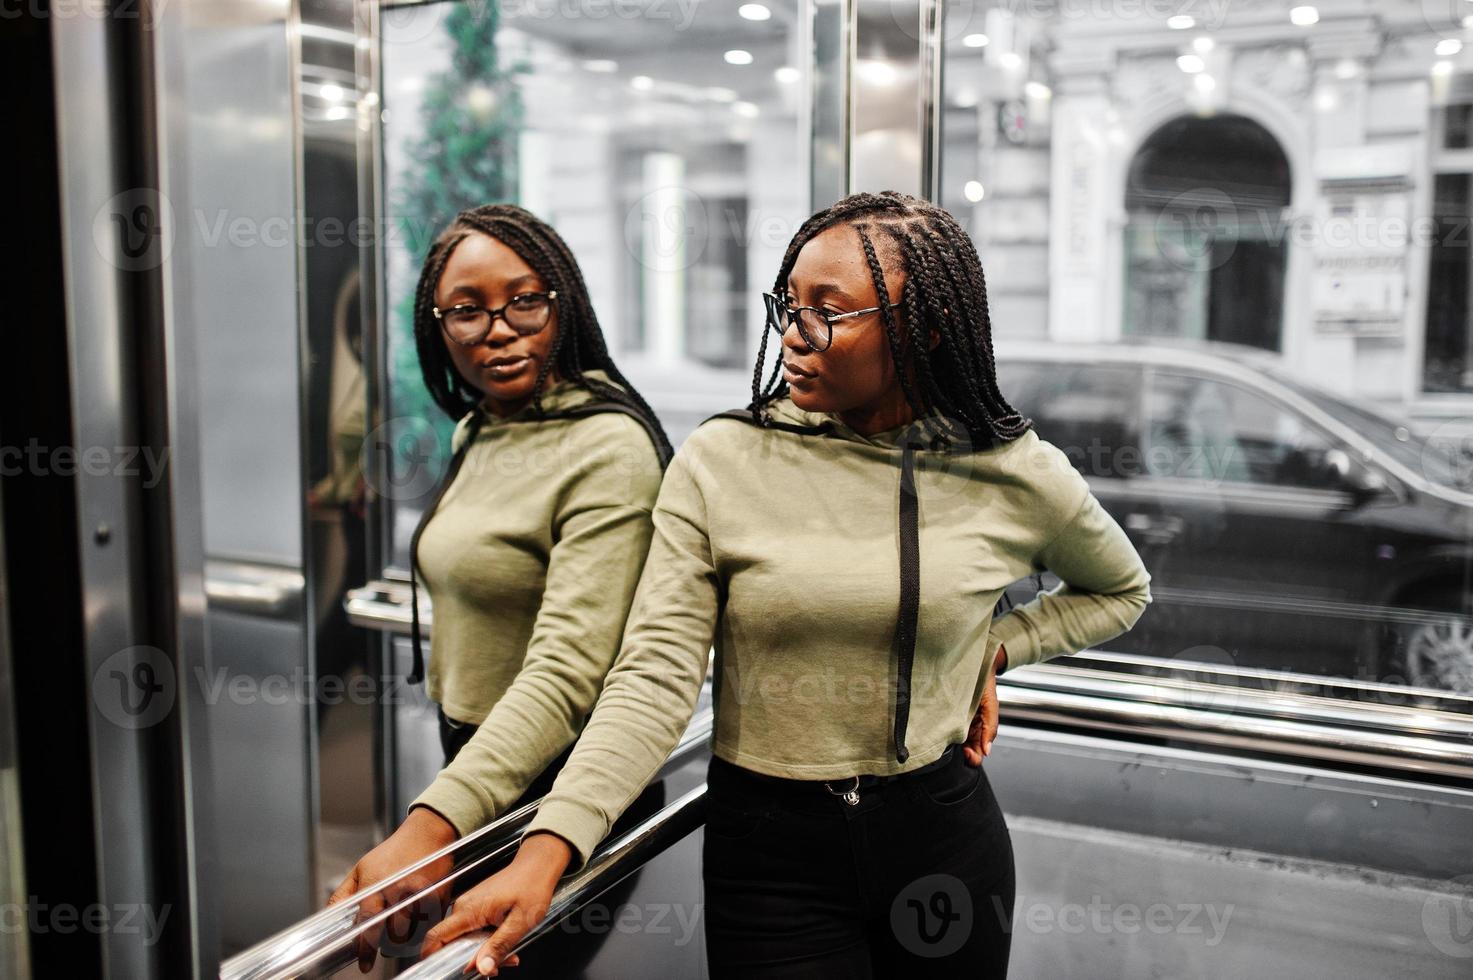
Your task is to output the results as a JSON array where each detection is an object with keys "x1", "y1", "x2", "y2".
[
  {"x1": 1001, "y1": 361, "x2": 1140, "y2": 479},
  {"x1": 1147, "y1": 372, "x2": 1339, "y2": 489}
]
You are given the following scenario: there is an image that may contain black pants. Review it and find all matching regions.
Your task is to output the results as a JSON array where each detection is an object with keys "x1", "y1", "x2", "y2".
[{"x1": 703, "y1": 743, "x2": 1016, "y2": 978}]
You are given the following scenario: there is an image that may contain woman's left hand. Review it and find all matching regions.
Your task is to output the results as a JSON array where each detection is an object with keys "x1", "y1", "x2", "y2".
[{"x1": 963, "y1": 644, "x2": 1005, "y2": 766}]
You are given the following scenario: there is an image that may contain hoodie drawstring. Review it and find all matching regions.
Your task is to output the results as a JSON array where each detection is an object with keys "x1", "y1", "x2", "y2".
[
  {"x1": 704, "y1": 407, "x2": 925, "y2": 765},
  {"x1": 892, "y1": 432, "x2": 922, "y2": 764},
  {"x1": 407, "y1": 409, "x2": 485, "y2": 685}
]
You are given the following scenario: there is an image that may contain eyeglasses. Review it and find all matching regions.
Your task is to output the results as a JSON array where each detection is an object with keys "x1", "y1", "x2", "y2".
[
  {"x1": 432, "y1": 290, "x2": 558, "y2": 345},
  {"x1": 762, "y1": 291, "x2": 900, "y2": 352}
]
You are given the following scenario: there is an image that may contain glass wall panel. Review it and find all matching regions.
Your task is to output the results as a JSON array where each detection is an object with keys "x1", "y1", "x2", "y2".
[{"x1": 940, "y1": 3, "x2": 1473, "y2": 701}]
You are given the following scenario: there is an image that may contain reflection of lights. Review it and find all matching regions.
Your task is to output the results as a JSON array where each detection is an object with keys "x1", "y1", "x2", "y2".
[
  {"x1": 705, "y1": 86, "x2": 738, "y2": 102},
  {"x1": 362, "y1": 92, "x2": 379, "y2": 106},
  {"x1": 857, "y1": 60, "x2": 897, "y2": 86},
  {"x1": 1436, "y1": 38, "x2": 1463, "y2": 57},
  {"x1": 774, "y1": 66, "x2": 801, "y2": 84},
  {"x1": 400, "y1": 77, "x2": 424, "y2": 94},
  {"x1": 962, "y1": 33, "x2": 988, "y2": 48},
  {"x1": 1433, "y1": 60, "x2": 1455, "y2": 76},
  {"x1": 998, "y1": 51, "x2": 1022, "y2": 71},
  {"x1": 1465, "y1": 15, "x2": 1473, "y2": 30},
  {"x1": 724, "y1": 49, "x2": 754, "y2": 65},
  {"x1": 1177, "y1": 54, "x2": 1205, "y2": 73},
  {"x1": 1167, "y1": 15, "x2": 1194, "y2": 29},
  {"x1": 733, "y1": 101, "x2": 760, "y2": 118},
  {"x1": 582, "y1": 59, "x2": 618, "y2": 72},
  {"x1": 1192, "y1": 36, "x2": 1213, "y2": 54},
  {"x1": 323, "y1": 106, "x2": 351, "y2": 122},
  {"x1": 631, "y1": 75, "x2": 654, "y2": 90},
  {"x1": 1194, "y1": 73, "x2": 1216, "y2": 94},
  {"x1": 1314, "y1": 87, "x2": 1338, "y2": 111},
  {"x1": 465, "y1": 85, "x2": 496, "y2": 114},
  {"x1": 1334, "y1": 58, "x2": 1359, "y2": 80},
  {"x1": 1024, "y1": 81, "x2": 1051, "y2": 100},
  {"x1": 738, "y1": 3, "x2": 770, "y2": 20},
  {"x1": 952, "y1": 87, "x2": 979, "y2": 108},
  {"x1": 1289, "y1": 6, "x2": 1318, "y2": 26},
  {"x1": 963, "y1": 180, "x2": 985, "y2": 203},
  {"x1": 320, "y1": 83, "x2": 345, "y2": 102}
]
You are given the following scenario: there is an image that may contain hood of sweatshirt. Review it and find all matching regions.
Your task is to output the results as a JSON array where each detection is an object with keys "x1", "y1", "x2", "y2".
[{"x1": 451, "y1": 368, "x2": 624, "y2": 452}]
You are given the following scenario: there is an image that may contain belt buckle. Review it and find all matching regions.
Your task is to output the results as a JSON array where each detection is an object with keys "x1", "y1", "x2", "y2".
[{"x1": 824, "y1": 775, "x2": 861, "y2": 806}]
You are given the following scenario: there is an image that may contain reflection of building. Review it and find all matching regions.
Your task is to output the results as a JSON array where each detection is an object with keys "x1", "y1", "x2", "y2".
[{"x1": 942, "y1": 1, "x2": 1473, "y2": 435}]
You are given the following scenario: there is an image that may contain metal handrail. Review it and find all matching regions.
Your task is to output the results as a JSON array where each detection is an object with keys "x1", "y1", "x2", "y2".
[
  {"x1": 1001, "y1": 685, "x2": 1473, "y2": 780},
  {"x1": 398, "y1": 784, "x2": 708, "y2": 979},
  {"x1": 220, "y1": 708, "x2": 714, "y2": 980}
]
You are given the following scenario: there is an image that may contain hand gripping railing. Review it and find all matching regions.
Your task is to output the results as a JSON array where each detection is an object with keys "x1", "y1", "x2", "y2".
[
  {"x1": 220, "y1": 707, "x2": 713, "y2": 980},
  {"x1": 397, "y1": 782, "x2": 708, "y2": 979}
]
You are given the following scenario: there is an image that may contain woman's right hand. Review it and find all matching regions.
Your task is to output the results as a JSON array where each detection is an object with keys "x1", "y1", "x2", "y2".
[
  {"x1": 326, "y1": 805, "x2": 460, "y2": 973},
  {"x1": 419, "y1": 831, "x2": 574, "y2": 976}
]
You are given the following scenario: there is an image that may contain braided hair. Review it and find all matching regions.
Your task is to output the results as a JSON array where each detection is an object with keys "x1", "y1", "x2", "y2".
[
  {"x1": 750, "y1": 190, "x2": 1033, "y2": 451},
  {"x1": 412, "y1": 202, "x2": 673, "y2": 462}
]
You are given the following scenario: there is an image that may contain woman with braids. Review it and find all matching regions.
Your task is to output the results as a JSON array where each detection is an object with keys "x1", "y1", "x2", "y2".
[
  {"x1": 412, "y1": 191, "x2": 1153, "y2": 978},
  {"x1": 327, "y1": 203, "x2": 672, "y2": 974}
]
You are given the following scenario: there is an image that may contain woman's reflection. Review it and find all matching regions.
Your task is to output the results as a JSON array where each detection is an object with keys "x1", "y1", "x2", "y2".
[{"x1": 329, "y1": 203, "x2": 671, "y2": 973}]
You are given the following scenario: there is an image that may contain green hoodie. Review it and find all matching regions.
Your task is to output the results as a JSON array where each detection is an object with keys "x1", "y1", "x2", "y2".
[
  {"x1": 414, "y1": 394, "x2": 1152, "y2": 869},
  {"x1": 416, "y1": 368, "x2": 665, "y2": 726}
]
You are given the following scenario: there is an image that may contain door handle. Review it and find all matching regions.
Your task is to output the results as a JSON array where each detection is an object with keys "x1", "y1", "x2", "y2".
[{"x1": 1125, "y1": 512, "x2": 1184, "y2": 545}]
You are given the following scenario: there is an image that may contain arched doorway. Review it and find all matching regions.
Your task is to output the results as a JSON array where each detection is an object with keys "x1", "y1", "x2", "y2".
[{"x1": 1123, "y1": 113, "x2": 1291, "y2": 352}]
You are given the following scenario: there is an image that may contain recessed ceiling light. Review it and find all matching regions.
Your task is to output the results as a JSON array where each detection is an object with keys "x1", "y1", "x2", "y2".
[
  {"x1": 774, "y1": 66, "x2": 801, "y2": 84},
  {"x1": 1167, "y1": 15, "x2": 1194, "y2": 29},
  {"x1": 738, "y1": 3, "x2": 771, "y2": 20},
  {"x1": 1289, "y1": 6, "x2": 1319, "y2": 27},
  {"x1": 725, "y1": 49, "x2": 754, "y2": 66},
  {"x1": 962, "y1": 33, "x2": 988, "y2": 48}
]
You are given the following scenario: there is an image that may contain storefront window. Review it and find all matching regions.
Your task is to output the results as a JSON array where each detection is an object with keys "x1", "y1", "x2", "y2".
[{"x1": 940, "y1": 4, "x2": 1473, "y2": 697}]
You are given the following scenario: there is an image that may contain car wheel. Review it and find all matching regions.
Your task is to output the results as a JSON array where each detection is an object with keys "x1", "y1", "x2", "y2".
[{"x1": 1381, "y1": 588, "x2": 1473, "y2": 693}]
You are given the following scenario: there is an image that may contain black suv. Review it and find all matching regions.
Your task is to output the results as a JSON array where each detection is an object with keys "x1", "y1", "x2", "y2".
[{"x1": 995, "y1": 338, "x2": 1473, "y2": 693}]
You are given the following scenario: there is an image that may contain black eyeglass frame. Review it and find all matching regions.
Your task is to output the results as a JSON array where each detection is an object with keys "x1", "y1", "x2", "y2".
[
  {"x1": 762, "y1": 290, "x2": 902, "y2": 352},
  {"x1": 432, "y1": 289, "x2": 559, "y2": 345}
]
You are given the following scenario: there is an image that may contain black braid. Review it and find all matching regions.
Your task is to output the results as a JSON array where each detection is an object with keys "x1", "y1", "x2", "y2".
[
  {"x1": 750, "y1": 191, "x2": 1032, "y2": 451},
  {"x1": 412, "y1": 202, "x2": 674, "y2": 463}
]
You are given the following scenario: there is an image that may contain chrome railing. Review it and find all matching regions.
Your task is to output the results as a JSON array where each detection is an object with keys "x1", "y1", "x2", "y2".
[
  {"x1": 398, "y1": 783, "x2": 707, "y2": 979},
  {"x1": 220, "y1": 707, "x2": 714, "y2": 980}
]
